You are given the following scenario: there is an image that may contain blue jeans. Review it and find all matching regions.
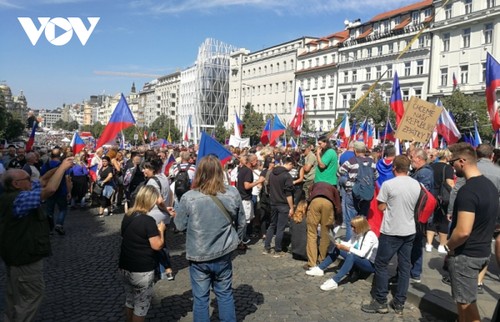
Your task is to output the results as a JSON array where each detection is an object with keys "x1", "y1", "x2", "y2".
[
  {"x1": 189, "y1": 253, "x2": 236, "y2": 322},
  {"x1": 343, "y1": 193, "x2": 358, "y2": 241},
  {"x1": 264, "y1": 204, "x2": 290, "y2": 252},
  {"x1": 44, "y1": 194, "x2": 68, "y2": 227},
  {"x1": 318, "y1": 248, "x2": 375, "y2": 283},
  {"x1": 373, "y1": 233, "x2": 415, "y2": 305},
  {"x1": 158, "y1": 247, "x2": 171, "y2": 276},
  {"x1": 410, "y1": 230, "x2": 424, "y2": 279}
]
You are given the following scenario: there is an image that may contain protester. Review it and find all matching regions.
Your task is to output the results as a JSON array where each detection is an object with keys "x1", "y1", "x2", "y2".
[
  {"x1": 314, "y1": 135, "x2": 338, "y2": 186},
  {"x1": 0, "y1": 157, "x2": 74, "y2": 321},
  {"x1": 173, "y1": 155, "x2": 246, "y2": 322},
  {"x1": 301, "y1": 144, "x2": 317, "y2": 199},
  {"x1": 69, "y1": 153, "x2": 89, "y2": 209},
  {"x1": 97, "y1": 156, "x2": 115, "y2": 217},
  {"x1": 118, "y1": 185, "x2": 165, "y2": 322}
]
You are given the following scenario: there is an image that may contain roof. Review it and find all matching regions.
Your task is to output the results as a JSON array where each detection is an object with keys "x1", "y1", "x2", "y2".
[
  {"x1": 369, "y1": 0, "x2": 432, "y2": 22},
  {"x1": 394, "y1": 17, "x2": 411, "y2": 30}
]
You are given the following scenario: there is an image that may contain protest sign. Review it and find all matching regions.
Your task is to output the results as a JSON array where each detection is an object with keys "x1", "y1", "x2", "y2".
[{"x1": 395, "y1": 96, "x2": 442, "y2": 143}]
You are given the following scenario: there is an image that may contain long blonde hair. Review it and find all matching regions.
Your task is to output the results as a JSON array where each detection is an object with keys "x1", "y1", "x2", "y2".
[
  {"x1": 292, "y1": 200, "x2": 308, "y2": 223},
  {"x1": 127, "y1": 185, "x2": 159, "y2": 216}
]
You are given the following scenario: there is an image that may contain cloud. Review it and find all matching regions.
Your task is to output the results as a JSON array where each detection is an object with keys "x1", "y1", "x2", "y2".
[
  {"x1": 0, "y1": 0, "x2": 23, "y2": 9},
  {"x1": 129, "y1": 0, "x2": 417, "y2": 15}
]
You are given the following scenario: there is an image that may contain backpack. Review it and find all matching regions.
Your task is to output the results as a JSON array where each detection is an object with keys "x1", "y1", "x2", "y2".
[
  {"x1": 352, "y1": 157, "x2": 375, "y2": 201},
  {"x1": 414, "y1": 183, "x2": 438, "y2": 224},
  {"x1": 437, "y1": 167, "x2": 452, "y2": 208},
  {"x1": 130, "y1": 176, "x2": 162, "y2": 206},
  {"x1": 174, "y1": 164, "x2": 191, "y2": 200}
]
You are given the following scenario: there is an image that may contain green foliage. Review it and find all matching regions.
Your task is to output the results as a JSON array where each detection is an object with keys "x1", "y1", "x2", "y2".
[
  {"x1": 350, "y1": 90, "x2": 394, "y2": 129},
  {"x1": 214, "y1": 120, "x2": 230, "y2": 143},
  {"x1": 441, "y1": 91, "x2": 492, "y2": 139},
  {"x1": 241, "y1": 103, "x2": 266, "y2": 145},
  {"x1": 149, "y1": 115, "x2": 181, "y2": 143},
  {"x1": 91, "y1": 122, "x2": 105, "y2": 138},
  {"x1": 53, "y1": 119, "x2": 79, "y2": 131},
  {"x1": 0, "y1": 92, "x2": 29, "y2": 140}
]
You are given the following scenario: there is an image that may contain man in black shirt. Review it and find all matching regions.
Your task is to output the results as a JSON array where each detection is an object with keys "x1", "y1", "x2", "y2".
[{"x1": 446, "y1": 143, "x2": 498, "y2": 322}]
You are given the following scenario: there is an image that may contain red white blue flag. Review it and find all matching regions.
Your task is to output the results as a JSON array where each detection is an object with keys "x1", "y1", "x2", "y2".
[
  {"x1": 486, "y1": 53, "x2": 500, "y2": 131},
  {"x1": 436, "y1": 99, "x2": 461, "y2": 144},
  {"x1": 97, "y1": 93, "x2": 136, "y2": 149},
  {"x1": 290, "y1": 87, "x2": 305, "y2": 136},
  {"x1": 72, "y1": 132, "x2": 86, "y2": 155},
  {"x1": 26, "y1": 121, "x2": 38, "y2": 152},
  {"x1": 234, "y1": 111, "x2": 243, "y2": 138},
  {"x1": 379, "y1": 119, "x2": 395, "y2": 142},
  {"x1": 333, "y1": 114, "x2": 350, "y2": 148},
  {"x1": 452, "y1": 72, "x2": 458, "y2": 90},
  {"x1": 184, "y1": 115, "x2": 192, "y2": 142},
  {"x1": 390, "y1": 72, "x2": 405, "y2": 126}
]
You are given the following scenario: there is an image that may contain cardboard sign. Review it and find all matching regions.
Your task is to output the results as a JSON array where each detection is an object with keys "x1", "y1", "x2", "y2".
[{"x1": 395, "y1": 96, "x2": 442, "y2": 143}]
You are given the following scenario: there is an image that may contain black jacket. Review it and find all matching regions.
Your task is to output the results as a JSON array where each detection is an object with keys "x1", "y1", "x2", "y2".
[{"x1": 269, "y1": 166, "x2": 294, "y2": 206}]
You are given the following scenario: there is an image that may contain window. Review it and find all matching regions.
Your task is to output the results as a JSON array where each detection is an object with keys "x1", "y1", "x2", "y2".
[
  {"x1": 282, "y1": 82, "x2": 286, "y2": 92},
  {"x1": 462, "y1": 28, "x2": 470, "y2": 48},
  {"x1": 487, "y1": 0, "x2": 495, "y2": 8},
  {"x1": 460, "y1": 65, "x2": 468, "y2": 84},
  {"x1": 275, "y1": 82, "x2": 279, "y2": 93},
  {"x1": 352, "y1": 70, "x2": 357, "y2": 82},
  {"x1": 412, "y1": 11, "x2": 420, "y2": 25},
  {"x1": 315, "y1": 58, "x2": 320, "y2": 67},
  {"x1": 308, "y1": 60, "x2": 312, "y2": 68},
  {"x1": 342, "y1": 94, "x2": 348, "y2": 109},
  {"x1": 376, "y1": 66, "x2": 382, "y2": 79},
  {"x1": 383, "y1": 20, "x2": 390, "y2": 33},
  {"x1": 419, "y1": 34, "x2": 429, "y2": 48},
  {"x1": 320, "y1": 97, "x2": 325, "y2": 110},
  {"x1": 464, "y1": 0, "x2": 472, "y2": 14},
  {"x1": 388, "y1": 43, "x2": 394, "y2": 53},
  {"x1": 344, "y1": 72, "x2": 348, "y2": 83},
  {"x1": 443, "y1": 33, "x2": 450, "y2": 52},
  {"x1": 425, "y1": 8, "x2": 432, "y2": 17},
  {"x1": 269, "y1": 84, "x2": 272, "y2": 94},
  {"x1": 329, "y1": 95, "x2": 334, "y2": 110},
  {"x1": 321, "y1": 77, "x2": 326, "y2": 88},
  {"x1": 404, "y1": 62, "x2": 411, "y2": 76},
  {"x1": 445, "y1": 4, "x2": 452, "y2": 19},
  {"x1": 402, "y1": 89, "x2": 409, "y2": 101},
  {"x1": 414, "y1": 88, "x2": 422, "y2": 98},
  {"x1": 366, "y1": 68, "x2": 371, "y2": 80},
  {"x1": 312, "y1": 78, "x2": 317, "y2": 90},
  {"x1": 386, "y1": 64, "x2": 393, "y2": 78},
  {"x1": 313, "y1": 97, "x2": 317, "y2": 110},
  {"x1": 330, "y1": 75, "x2": 335, "y2": 87},
  {"x1": 263, "y1": 85, "x2": 266, "y2": 94},
  {"x1": 378, "y1": 45, "x2": 383, "y2": 56},
  {"x1": 440, "y1": 68, "x2": 448, "y2": 86},
  {"x1": 301, "y1": 61, "x2": 305, "y2": 70},
  {"x1": 416, "y1": 60, "x2": 424, "y2": 75},
  {"x1": 482, "y1": 62, "x2": 487, "y2": 82},
  {"x1": 367, "y1": 48, "x2": 372, "y2": 57},
  {"x1": 323, "y1": 56, "x2": 327, "y2": 65},
  {"x1": 484, "y1": 23, "x2": 493, "y2": 44}
]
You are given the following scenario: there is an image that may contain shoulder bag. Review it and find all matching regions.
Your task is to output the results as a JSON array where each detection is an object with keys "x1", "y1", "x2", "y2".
[{"x1": 209, "y1": 195, "x2": 235, "y2": 228}]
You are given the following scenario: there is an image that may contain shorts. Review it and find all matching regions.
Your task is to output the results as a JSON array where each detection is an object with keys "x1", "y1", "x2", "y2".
[
  {"x1": 448, "y1": 254, "x2": 489, "y2": 304},
  {"x1": 242, "y1": 200, "x2": 254, "y2": 223},
  {"x1": 119, "y1": 269, "x2": 155, "y2": 317},
  {"x1": 426, "y1": 218, "x2": 449, "y2": 234}
]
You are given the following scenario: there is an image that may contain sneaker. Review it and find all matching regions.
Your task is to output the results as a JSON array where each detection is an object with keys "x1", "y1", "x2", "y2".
[
  {"x1": 442, "y1": 276, "x2": 451, "y2": 285},
  {"x1": 166, "y1": 272, "x2": 175, "y2": 281},
  {"x1": 410, "y1": 276, "x2": 421, "y2": 283},
  {"x1": 262, "y1": 248, "x2": 274, "y2": 255},
  {"x1": 361, "y1": 299, "x2": 389, "y2": 314},
  {"x1": 425, "y1": 243, "x2": 432, "y2": 252},
  {"x1": 302, "y1": 264, "x2": 312, "y2": 270},
  {"x1": 54, "y1": 225, "x2": 65, "y2": 236},
  {"x1": 477, "y1": 283, "x2": 484, "y2": 294},
  {"x1": 390, "y1": 300, "x2": 404, "y2": 315},
  {"x1": 320, "y1": 279, "x2": 338, "y2": 291},
  {"x1": 306, "y1": 266, "x2": 325, "y2": 277},
  {"x1": 437, "y1": 245, "x2": 448, "y2": 254},
  {"x1": 272, "y1": 251, "x2": 286, "y2": 258},
  {"x1": 242, "y1": 238, "x2": 251, "y2": 244}
]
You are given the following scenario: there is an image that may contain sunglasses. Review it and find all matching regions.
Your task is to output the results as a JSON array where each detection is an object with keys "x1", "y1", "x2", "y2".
[{"x1": 448, "y1": 158, "x2": 462, "y2": 166}]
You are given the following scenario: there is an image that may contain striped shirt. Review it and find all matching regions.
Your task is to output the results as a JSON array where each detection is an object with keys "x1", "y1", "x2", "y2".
[{"x1": 337, "y1": 156, "x2": 379, "y2": 192}]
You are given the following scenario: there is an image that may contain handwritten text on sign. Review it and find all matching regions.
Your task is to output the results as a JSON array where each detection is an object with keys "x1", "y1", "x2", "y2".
[{"x1": 395, "y1": 96, "x2": 442, "y2": 143}]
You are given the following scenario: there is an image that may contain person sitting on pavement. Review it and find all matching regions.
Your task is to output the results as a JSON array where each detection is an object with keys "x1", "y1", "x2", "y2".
[
  {"x1": 290, "y1": 199, "x2": 308, "y2": 261},
  {"x1": 118, "y1": 185, "x2": 165, "y2": 322},
  {"x1": 307, "y1": 215, "x2": 378, "y2": 291}
]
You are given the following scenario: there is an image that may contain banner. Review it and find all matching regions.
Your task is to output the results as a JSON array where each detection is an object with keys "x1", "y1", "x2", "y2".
[
  {"x1": 395, "y1": 96, "x2": 442, "y2": 143},
  {"x1": 228, "y1": 135, "x2": 250, "y2": 148}
]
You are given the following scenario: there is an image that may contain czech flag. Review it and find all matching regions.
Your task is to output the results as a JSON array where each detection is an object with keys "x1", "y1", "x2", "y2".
[
  {"x1": 72, "y1": 132, "x2": 85, "y2": 155},
  {"x1": 350, "y1": 119, "x2": 357, "y2": 141},
  {"x1": 26, "y1": 121, "x2": 38, "y2": 152},
  {"x1": 164, "y1": 154, "x2": 176, "y2": 176},
  {"x1": 379, "y1": 119, "x2": 395, "y2": 142},
  {"x1": 436, "y1": 99, "x2": 461, "y2": 144},
  {"x1": 390, "y1": 72, "x2": 405, "y2": 126},
  {"x1": 333, "y1": 114, "x2": 350, "y2": 148},
  {"x1": 486, "y1": 53, "x2": 500, "y2": 131},
  {"x1": 452, "y1": 72, "x2": 458, "y2": 90},
  {"x1": 97, "y1": 93, "x2": 136, "y2": 149},
  {"x1": 197, "y1": 132, "x2": 232, "y2": 166},
  {"x1": 261, "y1": 114, "x2": 286, "y2": 146},
  {"x1": 234, "y1": 111, "x2": 244, "y2": 138},
  {"x1": 290, "y1": 87, "x2": 305, "y2": 136},
  {"x1": 290, "y1": 137, "x2": 297, "y2": 149},
  {"x1": 473, "y1": 121, "x2": 482, "y2": 148},
  {"x1": 184, "y1": 115, "x2": 192, "y2": 142},
  {"x1": 429, "y1": 127, "x2": 439, "y2": 149}
]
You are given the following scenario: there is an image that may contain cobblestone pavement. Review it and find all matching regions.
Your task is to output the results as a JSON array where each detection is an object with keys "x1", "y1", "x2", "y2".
[{"x1": 0, "y1": 207, "x2": 448, "y2": 322}]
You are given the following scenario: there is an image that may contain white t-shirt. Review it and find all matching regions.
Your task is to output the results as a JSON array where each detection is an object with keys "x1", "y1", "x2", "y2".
[{"x1": 377, "y1": 175, "x2": 421, "y2": 236}]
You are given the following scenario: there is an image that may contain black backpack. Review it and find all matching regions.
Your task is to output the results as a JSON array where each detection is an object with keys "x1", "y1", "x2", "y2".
[
  {"x1": 174, "y1": 164, "x2": 191, "y2": 200},
  {"x1": 130, "y1": 176, "x2": 161, "y2": 206}
]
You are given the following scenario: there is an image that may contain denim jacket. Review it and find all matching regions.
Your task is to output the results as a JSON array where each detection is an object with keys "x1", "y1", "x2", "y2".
[{"x1": 174, "y1": 186, "x2": 245, "y2": 262}]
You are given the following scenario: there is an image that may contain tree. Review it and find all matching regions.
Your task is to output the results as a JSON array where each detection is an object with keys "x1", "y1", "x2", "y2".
[
  {"x1": 149, "y1": 115, "x2": 181, "y2": 143},
  {"x1": 67, "y1": 120, "x2": 79, "y2": 131},
  {"x1": 214, "y1": 120, "x2": 230, "y2": 143},
  {"x1": 350, "y1": 90, "x2": 394, "y2": 130},
  {"x1": 441, "y1": 91, "x2": 492, "y2": 140},
  {"x1": 241, "y1": 103, "x2": 266, "y2": 145},
  {"x1": 91, "y1": 122, "x2": 105, "y2": 138}
]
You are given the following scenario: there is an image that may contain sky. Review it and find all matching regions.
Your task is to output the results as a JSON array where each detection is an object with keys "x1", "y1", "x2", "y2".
[{"x1": 0, "y1": 0, "x2": 419, "y2": 110}]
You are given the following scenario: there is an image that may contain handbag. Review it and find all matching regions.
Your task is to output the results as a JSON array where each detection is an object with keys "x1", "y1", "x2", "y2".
[{"x1": 93, "y1": 181, "x2": 103, "y2": 195}]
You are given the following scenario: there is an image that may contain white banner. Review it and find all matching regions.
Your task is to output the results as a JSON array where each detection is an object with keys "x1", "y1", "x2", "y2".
[{"x1": 228, "y1": 135, "x2": 250, "y2": 148}]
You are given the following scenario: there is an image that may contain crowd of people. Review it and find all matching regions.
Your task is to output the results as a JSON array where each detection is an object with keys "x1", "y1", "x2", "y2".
[{"x1": 1, "y1": 135, "x2": 500, "y2": 321}]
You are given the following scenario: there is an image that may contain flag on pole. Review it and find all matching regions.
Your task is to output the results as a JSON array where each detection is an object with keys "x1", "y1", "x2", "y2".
[
  {"x1": 379, "y1": 119, "x2": 396, "y2": 142},
  {"x1": 164, "y1": 154, "x2": 176, "y2": 176},
  {"x1": 260, "y1": 115, "x2": 286, "y2": 146},
  {"x1": 290, "y1": 137, "x2": 297, "y2": 149},
  {"x1": 234, "y1": 111, "x2": 244, "y2": 138},
  {"x1": 261, "y1": 119, "x2": 271, "y2": 145},
  {"x1": 96, "y1": 94, "x2": 135, "y2": 149},
  {"x1": 26, "y1": 121, "x2": 38, "y2": 152},
  {"x1": 332, "y1": 114, "x2": 351, "y2": 148},
  {"x1": 429, "y1": 127, "x2": 439, "y2": 149},
  {"x1": 452, "y1": 72, "x2": 458, "y2": 90},
  {"x1": 290, "y1": 87, "x2": 305, "y2": 136},
  {"x1": 486, "y1": 53, "x2": 500, "y2": 131},
  {"x1": 119, "y1": 131, "x2": 126, "y2": 149},
  {"x1": 390, "y1": 72, "x2": 405, "y2": 126},
  {"x1": 184, "y1": 115, "x2": 192, "y2": 142},
  {"x1": 436, "y1": 99, "x2": 461, "y2": 144},
  {"x1": 197, "y1": 132, "x2": 233, "y2": 166},
  {"x1": 350, "y1": 119, "x2": 357, "y2": 141},
  {"x1": 473, "y1": 121, "x2": 482, "y2": 148},
  {"x1": 72, "y1": 132, "x2": 86, "y2": 155}
]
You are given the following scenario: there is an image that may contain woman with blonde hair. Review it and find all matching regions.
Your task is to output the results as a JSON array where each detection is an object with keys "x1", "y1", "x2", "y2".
[
  {"x1": 307, "y1": 215, "x2": 378, "y2": 291},
  {"x1": 119, "y1": 185, "x2": 165, "y2": 322},
  {"x1": 172, "y1": 155, "x2": 246, "y2": 322}
]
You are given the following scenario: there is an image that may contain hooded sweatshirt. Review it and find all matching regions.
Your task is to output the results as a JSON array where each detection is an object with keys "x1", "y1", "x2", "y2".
[{"x1": 269, "y1": 166, "x2": 294, "y2": 206}]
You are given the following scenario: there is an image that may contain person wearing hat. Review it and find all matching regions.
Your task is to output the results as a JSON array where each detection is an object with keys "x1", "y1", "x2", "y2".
[{"x1": 338, "y1": 141, "x2": 378, "y2": 241}]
